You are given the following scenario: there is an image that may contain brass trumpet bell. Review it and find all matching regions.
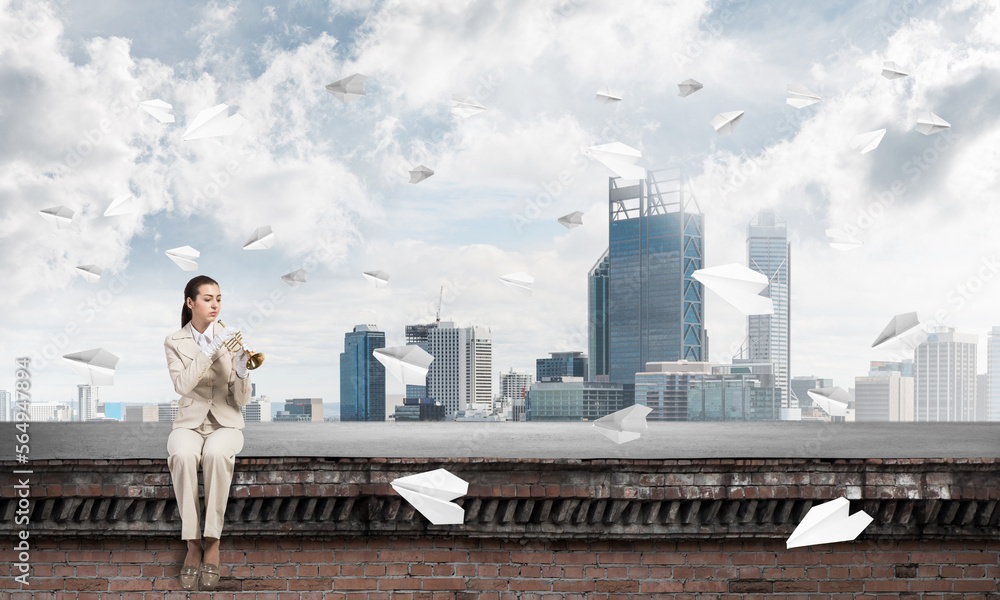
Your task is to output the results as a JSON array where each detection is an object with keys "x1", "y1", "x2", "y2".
[{"x1": 217, "y1": 320, "x2": 265, "y2": 370}]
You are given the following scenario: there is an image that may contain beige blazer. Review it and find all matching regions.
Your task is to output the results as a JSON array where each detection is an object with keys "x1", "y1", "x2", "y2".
[{"x1": 164, "y1": 321, "x2": 252, "y2": 430}]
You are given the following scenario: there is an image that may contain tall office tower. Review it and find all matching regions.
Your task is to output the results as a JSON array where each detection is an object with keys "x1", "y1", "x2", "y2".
[
  {"x1": 855, "y1": 362, "x2": 915, "y2": 422},
  {"x1": 607, "y1": 168, "x2": 705, "y2": 385},
  {"x1": 536, "y1": 351, "x2": 589, "y2": 381},
  {"x1": 588, "y1": 248, "x2": 610, "y2": 380},
  {"x1": 340, "y1": 324, "x2": 386, "y2": 421},
  {"x1": 914, "y1": 327, "x2": 978, "y2": 421},
  {"x1": 77, "y1": 384, "x2": 99, "y2": 422},
  {"x1": 427, "y1": 322, "x2": 493, "y2": 416},
  {"x1": 976, "y1": 373, "x2": 988, "y2": 421},
  {"x1": 405, "y1": 323, "x2": 437, "y2": 397},
  {"x1": 746, "y1": 209, "x2": 791, "y2": 409},
  {"x1": 500, "y1": 368, "x2": 534, "y2": 405},
  {"x1": 0, "y1": 390, "x2": 10, "y2": 421},
  {"x1": 988, "y1": 326, "x2": 1000, "y2": 421}
]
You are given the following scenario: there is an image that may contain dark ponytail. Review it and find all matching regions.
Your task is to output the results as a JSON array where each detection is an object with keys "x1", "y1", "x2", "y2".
[{"x1": 181, "y1": 275, "x2": 219, "y2": 328}]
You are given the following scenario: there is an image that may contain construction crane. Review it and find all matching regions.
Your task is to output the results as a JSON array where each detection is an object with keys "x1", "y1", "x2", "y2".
[{"x1": 435, "y1": 285, "x2": 443, "y2": 323}]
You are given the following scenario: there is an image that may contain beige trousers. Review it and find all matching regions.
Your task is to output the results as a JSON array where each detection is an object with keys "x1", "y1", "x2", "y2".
[{"x1": 166, "y1": 410, "x2": 244, "y2": 540}]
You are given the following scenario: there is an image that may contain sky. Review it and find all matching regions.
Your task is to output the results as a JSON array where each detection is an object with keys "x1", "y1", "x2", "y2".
[{"x1": 2, "y1": 0, "x2": 1000, "y2": 410}]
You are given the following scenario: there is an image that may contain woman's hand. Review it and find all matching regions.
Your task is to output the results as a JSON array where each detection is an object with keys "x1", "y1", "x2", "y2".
[
  {"x1": 204, "y1": 326, "x2": 240, "y2": 358},
  {"x1": 233, "y1": 347, "x2": 251, "y2": 379}
]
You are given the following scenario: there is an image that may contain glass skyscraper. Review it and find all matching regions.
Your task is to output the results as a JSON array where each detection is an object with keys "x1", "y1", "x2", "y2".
[
  {"x1": 607, "y1": 168, "x2": 705, "y2": 385},
  {"x1": 914, "y1": 327, "x2": 978, "y2": 421},
  {"x1": 588, "y1": 248, "x2": 610, "y2": 380},
  {"x1": 339, "y1": 324, "x2": 386, "y2": 421},
  {"x1": 988, "y1": 326, "x2": 1000, "y2": 421},
  {"x1": 746, "y1": 210, "x2": 791, "y2": 408}
]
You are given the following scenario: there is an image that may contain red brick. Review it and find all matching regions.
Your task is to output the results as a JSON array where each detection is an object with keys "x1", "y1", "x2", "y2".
[
  {"x1": 334, "y1": 578, "x2": 378, "y2": 590},
  {"x1": 288, "y1": 579, "x2": 331, "y2": 590},
  {"x1": 954, "y1": 580, "x2": 998, "y2": 592},
  {"x1": 595, "y1": 580, "x2": 640, "y2": 593}
]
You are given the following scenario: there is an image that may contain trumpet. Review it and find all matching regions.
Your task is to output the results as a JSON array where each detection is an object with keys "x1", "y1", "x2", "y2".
[{"x1": 217, "y1": 320, "x2": 265, "y2": 370}]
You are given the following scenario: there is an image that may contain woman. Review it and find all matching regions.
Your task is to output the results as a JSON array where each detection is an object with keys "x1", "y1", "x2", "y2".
[{"x1": 164, "y1": 275, "x2": 254, "y2": 591}]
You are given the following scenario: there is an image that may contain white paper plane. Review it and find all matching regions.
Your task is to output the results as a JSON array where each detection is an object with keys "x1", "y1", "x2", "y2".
[
  {"x1": 281, "y1": 269, "x2": 308, "y2": 287},
  {"x1": 711, "y1": 111, "x2": 744, "y2": 136},
  {"x1": 786, "y1": 84, "x2": 821, "y2": 108},
  {"x1": 326, "y1": 73, "x2": 367, "y2": 102},
  {"x1": 915, "y1": 111, "x2": 951, "y2": 135},
  {"x1": 409, "y1": 165, "x2": 434, "y2": 184},
  {"x1": 786, "y1": 497, "x2": 873, "y2": 549},
  {"x1": 373, "y1": 345, "x2": 434, "y2": 386},
  {"x1": 138, "y1": 99, "x2": 175, "y2": 123},
  {"x1": 593, "y1": 405, "x2": 652, "y2": 444},
  {"x1": 692, "y1": 264, "x2": 773, "y2": 315},
  {"x1": 557, "y1": 211, "x2": 584, "y2": 229},
  {"x1": 586, "y1": 142, "x2": 646, "y2": 180},
  {"x1": 595, "y1": 86, "x2": 622, "y2": 104},
  {"x1": 104, "y1": 195, "x2": 134, "y2": 217},
  {"x1": 362, "y1": 270, "x2": 390, "y2": 288},
  {"x1": 850, "y1": 129, "x2": 886, "y2": 154},
  {"x1": 62, "y1": 348, "x2": 120, "y2": 386},
  {"x1": 243, "y1": 226, "x2": 277, "y2": 250},
  {"x1": 165, "y1": 246, "x2": 200, "y2": 271},
  {"x1": 450, "y1": 94, "x2": 486, "y2": 118},
  {"x1": 391, "y1": 468, "x2": 468, "y2": 525},
  {"x1": 807, "y1": 387, "x2": 849, "y2": 417},
  {"x1": 677, "y1": 78, "x2": 703, "y2": 97},
  {"x1": 183, "y1": 104, "x2": 245, "y2": 141},
  {"x1": 499, "y1": 271, "x2": 534, "y2": 295},
  {"x1": 39, "y1": 205, "x2": 75, "y2": 229},
  {"x1": 75, "y1": 265, "x2": 102, "y2": 283},
  {"x1": 825, "y1": 228, "x2": 864, "y2": 251},
  {"x1": 881, "y1": 61, "x2": 908, "y2": 80},
  {"x1": 871, "y1": 312, "x2": 920, "y2": 347}
]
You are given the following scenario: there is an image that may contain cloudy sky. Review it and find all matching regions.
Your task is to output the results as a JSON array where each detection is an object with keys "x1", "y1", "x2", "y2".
[{"x1": 3, "y1": 0, "x2": 1000, "y2": 412}]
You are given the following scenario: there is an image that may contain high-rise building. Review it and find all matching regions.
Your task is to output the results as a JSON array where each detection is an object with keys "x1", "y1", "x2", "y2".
[
  {"x1": 405, "y1": 323, "x2": 437, "y2": 397},
  {"x1": 500, "y1": 368, "x2": 534, "y2": 405},
  {"x1": 607, "y1": 168, "x2": 705, "y2": 385},
  {"x1": 746, "y1": 210, "x2": 791, "y2": 408},
  {"x1": 25, "y1": 402, "x2": 72, "y2": 422},
  {"x1": 536, "y1": 351, "x2": 588, "y2": 381},
  {"x1": 588, "y1": 248, "x2": 610, "y2": 380},
  {"x1": 0, "y1": 390, "x2": 11, "y2": 422},
  {"x1": 242, "y1": 396, "x2": 272, "y2": 422},
  {"x1": 914, "y1": 327, "x2": 978, "y2": 421},
  {"x1": 987, "y1": 326, "x2": 1000, "y2": 421},
  {"x1": 340, "y1": 324, "x2": 386, "y2": 421},
  {"x1": 77, "y1": 384, "x2": 99, "y2": 422},
  {"x1": 635, "y1": 361, "x2": 780, "y2": 422},
  {"x1": 526, "y1": 377, "x2": 630, "y2": 421},
  {"x1": 427, "y1": 321, "x2": 493, "y2": 416},
  {"x1": 855, "y1": 361, "x2": 914, "y2": 422},
  {"x1": 158, "y1": 400, "x2": 179, "y2": 423},
  {"x1": 276, "y1": 398, "x2": 324, "y2": 422}
]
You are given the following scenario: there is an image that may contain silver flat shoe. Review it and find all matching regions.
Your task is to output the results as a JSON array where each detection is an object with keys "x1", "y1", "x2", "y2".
[
  {"x1": 179, "y1": 563, "x2": 200, "y2": 591},
  {"x1": 199, "y1": 562, "x2": 220, "y2": 590}
]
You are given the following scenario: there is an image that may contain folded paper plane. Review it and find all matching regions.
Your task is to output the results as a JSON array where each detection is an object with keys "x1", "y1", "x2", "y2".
[
  {"x1": 409, "y1": 165, "x2": 434, "y2": 184},
  {"x1": 39, "y1": 205, "x2": 75, "y2": 229},
  {"x1": 586, "y1": 142, "x2": 645, "y2": 180},
  {"x1": 593, "y1": 404, "x2": 652, "y2": 444},
  {"x1": 450, "y1": 94, "x2": 486, "y2": 118},
  {"x1": 138, "y1": 99, "x2": 175, "y2": 123},
  {"x1": 243, "y1": 226, "x2": 277, "y2": 250},
  {"x1": 183, "y1": 104, "x2": 245, "y2": 141},
  {"x1": 595, "y1": 86, "x2": 622, "y2": 104},
  {"x1": 881, "y1": 61, "x2": 908, "y2": 80},
  {"x1": 62, "y1": 348, "x2": 120, "y2": 386},
  {"x1": 825, "y1": 228, "x2": 863, "y2": 251},
  {"x1": 711, "y1": 111, "x2": 744, "y2": 136},
  {"x1": 786, "y1": 497, "x2": 873, "y2": 549},
  {"x1": 326, "y1": 74, "x2": 367, "y2": 102},
  {"x1": 915, "y1": 111, "x2": 950, "y2": 135},
  {"x1": 75, "y1": 265, "x2": 102, "y2": 283},
  {"x1": 677, "y1": 78, "x2": 703, "y2": 97},
  {"x1": 850, "y1": 129, "x2": 886, "y2": 154},
  {"x1": 692, "y1": 264, "x2": 773, "y2": 315},
  {"x1": 786, "y1": 84, "x2": 820, "y2": 108},
  {"x1": 807, "y1": 387, "x2": 849, "y2": 417},
  {"x1": 557, "y1": 211, "x2": 584, "y2": 229},
  {"x1": 373, "y1": 345, "x2": 434, "y2": 386},
  {"x1": 363, "y1": 270, "x2": 390, "y2": 288},
  {"x1": 104, "y1": 195, "x2": 134, "y2": 217},
  {"x1": 499, "y1": 271, "x2": 534, "y2": 295},
  {"x1": 391, "y1": 468, "x2": 468, "y2": 525},
  {"x1": 281, "y1": 269, "x2": 308, "y2": 287},
  {"x1": 871, "y1": 312, "x2": 920, "y2": 347},
  {"x1": 165, "y1": 246, "x2": 200, "y2": 271}
]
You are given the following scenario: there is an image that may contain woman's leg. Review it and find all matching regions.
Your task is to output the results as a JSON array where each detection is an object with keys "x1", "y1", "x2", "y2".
[
  {"x1": 200, "y1": 426, "x2": 244, "y2": 564},
  {"x1": 167, "y1": 428, "x2": 207, "y2": 565}
]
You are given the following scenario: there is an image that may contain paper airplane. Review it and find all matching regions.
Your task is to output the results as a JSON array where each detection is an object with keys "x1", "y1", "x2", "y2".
[
  {"x1": 391, "y1": 468, "x2": 468, "y2": 525},
  {"x1": 557, "y1": 211, "x2": 584, "y2": 229},
  {"x1": 711, "y1": 111, "x2": 744, "y2": 136},
  {"x1": 165, "y1": 246, "x2": 200, "y2": 271},
  {"x1": 62, "y1": 348, "x2": 120, "y2": 386},
  {"x1": 243, "y1": 226, "x2": 277, "y2": 250},
  {"x1": 138, "y1": 99, "x2": 175, "y2": 123},
  {"x1": 593, "y1": 405, "x2": 652, "y2": 444},
  {"x1": 281, "y1": 269, "x2": 308, "y2": 287},
  {"x1": 850, "y1": 129, "x2": 886, "y2": 154},
  {"x1": 677, "y1": 78, "x2": 703, "y2": 97},
  {"x1": 326, "y1": 74, "x2": 367, "y2": 102},
  {"x1": 75, "y1": 265, "x2": 102, "y2": 283},
  {"x1": 871, "y1": 312, "x2": 920, "y2": 347},
  {"x1": 786, "y1": 84, "x2": 820, "y2": 108},
  {"x1": 499, "y1": 272, "x2": 534, "y2": 295},
  {"x1": 787, "y1": 497, "x2": 873, "y2": 548},
  {"x1": 807, "y1": 387, "x2": 849, "y2": 417},
  {"x1": 595, "y1": 86, "x2": 622, "y2": 104},
  {"x1": 104, "y1": 195, "x2": 134, "y2": 217},
  {"x1": 362, "y1": 270, "x2": 390, "y2": 288},
  {"x1": 586, "y1": 142, "x2": 645, "y2": 180},
  {"x1": 183, "y1": 104, "x2": 245, "y2": 141},
  {"x1": 39, "y1": 205, "x2": 75, "y2": 229},
  {"x1": 915, "y1": 111, "x2": 950, "y2": 135},
  {"x1": 373, "y1": 345, "x2": 434, "y2": 386},
  {"x1": 825, "y1": 228, "x2": 863, "y2": 251},
  {"x1": 409, "y1": 165, "x2": 434, "y2": 183},
  {"x1": 450, "y1": 94, "x2": 486, "y2": 118},
  {"x1": 692, "y1": 264, "x2": 773, "y2": 315},
  {"x1": 881, "y1": 61, "x2": 908, "y2": 80}
]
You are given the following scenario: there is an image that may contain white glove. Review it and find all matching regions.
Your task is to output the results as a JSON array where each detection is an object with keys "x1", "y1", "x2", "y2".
[
  {"x1": 204, "y1": 326, "x2": 240, "y2": 358},
  {"x1": 234, "y1": 346, "x2": 250, "y2": 379}
]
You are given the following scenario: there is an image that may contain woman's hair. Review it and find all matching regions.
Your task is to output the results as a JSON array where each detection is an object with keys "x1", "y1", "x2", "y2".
[{"x1": 181, "y1": 275, "x2": 220, "y2": 328}]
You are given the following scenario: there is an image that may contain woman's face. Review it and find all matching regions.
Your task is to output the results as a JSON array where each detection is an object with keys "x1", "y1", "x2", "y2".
[{"x1": 187, "y1": 283, "x2": 221, "y2": 325}]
